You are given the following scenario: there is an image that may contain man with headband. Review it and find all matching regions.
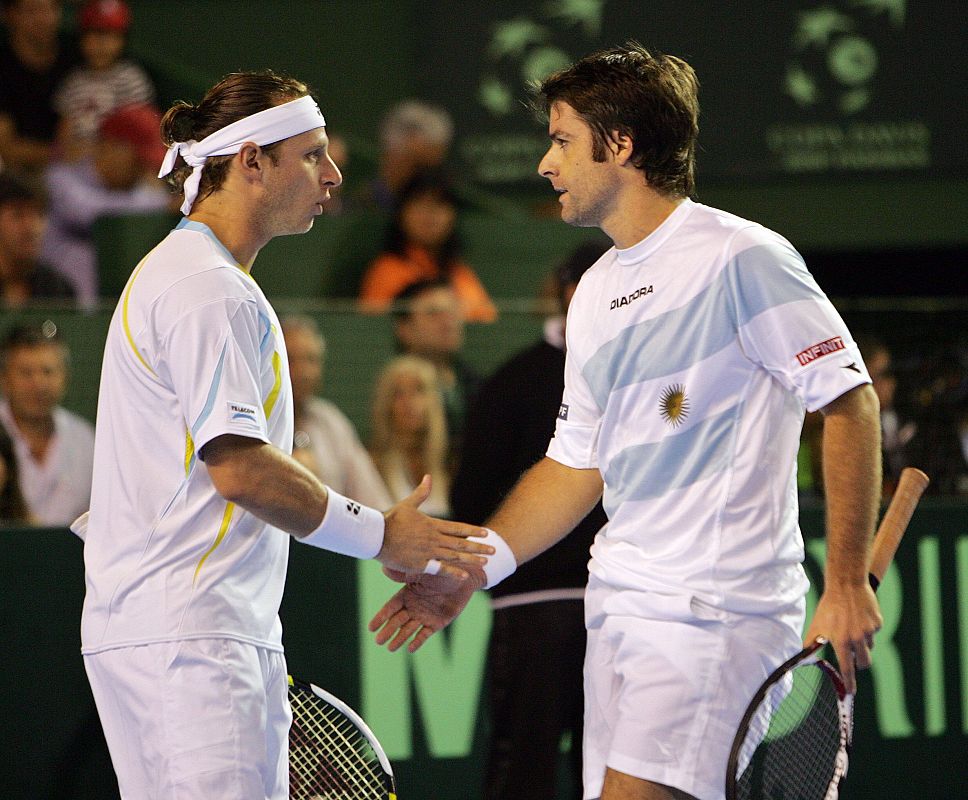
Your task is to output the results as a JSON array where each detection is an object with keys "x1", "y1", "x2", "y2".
[{"x1": 78, "y1": 71, "x2": 494, "y2": 799}]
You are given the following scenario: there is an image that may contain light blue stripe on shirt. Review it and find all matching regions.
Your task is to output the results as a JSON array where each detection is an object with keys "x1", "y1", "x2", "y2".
[
  {"x1": 191, "y1": 340, "x2": 228, "y2": 442},
  {"x1": 582, "y1": 243, "x2": 822, "y2": 410},
  {"x1": 602, "y1": 402, "x2": 739, "y2": 515}
]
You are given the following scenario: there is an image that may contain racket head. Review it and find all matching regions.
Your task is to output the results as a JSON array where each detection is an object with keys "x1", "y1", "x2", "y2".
[
  {"x1": 726, "y1": 638, "x2": 853, "y2": 800},
  {"x1": 288, "y1": 676, "x2": 397, "y2": 799}
]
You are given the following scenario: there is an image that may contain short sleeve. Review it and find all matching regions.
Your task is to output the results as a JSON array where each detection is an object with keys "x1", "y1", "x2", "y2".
[
  {"x1": 726, "y1": 232, "x2": 871, "y2": 412},
  {"x1": 546, "y1": 305, "x2": 602, "y2": 469},
  {"x1": 159, "y1": 295, "x2": 272, "y2": 454}
]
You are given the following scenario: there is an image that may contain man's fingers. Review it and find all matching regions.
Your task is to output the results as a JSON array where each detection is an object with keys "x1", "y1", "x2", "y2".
[
  {"x1": 435, "y1": 562, "x2": 469, "y2": 582},
  {"x1": 408, "y1": 628, "x2": 434, "y2": 653},
  {"x1": 388, "y1": 620, "x2": 422, "y2": 652},
  {"x1": 400, "y1": 474, "x2": 432, "y2": 508},
  {"x1": 435, "y1": 520, "x2": 493, "y2": 540}
]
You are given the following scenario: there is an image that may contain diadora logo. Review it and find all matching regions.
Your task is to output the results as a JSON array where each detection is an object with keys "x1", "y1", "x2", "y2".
[{"x1": 609, "y1": 285, "x2": 653, "y2": 310}]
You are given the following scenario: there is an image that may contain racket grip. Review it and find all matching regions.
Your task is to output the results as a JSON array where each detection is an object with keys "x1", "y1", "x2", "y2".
[{"x1": 867, "y1": 467, "x2": 930, "y2": 589}]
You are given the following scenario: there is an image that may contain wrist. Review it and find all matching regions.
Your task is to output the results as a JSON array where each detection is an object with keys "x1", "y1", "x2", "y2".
[
  {"x1": 469, "y1": 528, "x2": 517, "y2": 589},
  {"x1": 300, "y1": 488, "x2": 385, "y2": 559}
]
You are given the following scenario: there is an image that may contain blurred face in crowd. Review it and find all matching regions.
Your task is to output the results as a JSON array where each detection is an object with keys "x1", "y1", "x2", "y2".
[
  {"x1": 0, "y1": 200, "x2": 45, "y2": 272},
  {"x1": 94, "y1": 137, "x2": 142, "y2": 190},
  {"x1": 389, "y1": 371, "x2": 430, "y2": 438},
  {"x1": 3, "y1": 0, "x2": 61, "y2": 46},
  {"x1": 395, "y1": 286, "x2": 463, "y2": 361},
  {"x1": 1, "y1": 343, "x2": 68, "y2": 424},
  {"x1": 284, "y1": 325, "x2": 324, "y2": 410},
  {"x1": 80, "y1": 29, "x2": 126, "y2": 70},
  {"x1": 400, "y1": 189, "x2": 455, "y2": 252}
]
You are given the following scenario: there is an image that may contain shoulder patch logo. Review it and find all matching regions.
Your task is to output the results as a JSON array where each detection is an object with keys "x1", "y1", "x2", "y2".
[
  {"x1": 558, "y1": 403, "x2": 569, "y2": 421},
  {"x1": 228, "y1": 401, "x2": 259, "y2": 425},
  {"x1": 660, "y1": 384, "x2": 689, "y2": 428},
  {"x1": 796, "y1": 336, "x2": 845, "y2": 366}
]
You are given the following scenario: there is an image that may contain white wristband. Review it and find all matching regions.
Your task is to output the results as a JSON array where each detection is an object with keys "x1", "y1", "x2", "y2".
[
  {"x1": 300, "y1": 489, "x2": 385, "y2": 559},
  {"x1": 469, "y1": 528, "x2": 517, "y2": 589}
]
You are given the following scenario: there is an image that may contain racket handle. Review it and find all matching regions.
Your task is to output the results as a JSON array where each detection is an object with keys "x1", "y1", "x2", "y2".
[{"x1": 867, "y1": 467, "x2": 929, "y2": 590}]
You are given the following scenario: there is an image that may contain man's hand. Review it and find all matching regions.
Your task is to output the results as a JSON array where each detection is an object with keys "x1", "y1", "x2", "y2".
[
  {"x1": 379, "y1": 475, "x2": 493, "y2": 580},
  {"x1": 368, "y1": 568, "x2": 486, "y2": 653},
  {"x1": 803, "y1": 581, "x2": 882, "y2": 694}
]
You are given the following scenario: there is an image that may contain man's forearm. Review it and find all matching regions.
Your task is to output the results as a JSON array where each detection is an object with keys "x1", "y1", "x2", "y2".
[
  {"x1": 820, "y1": 383, "x2": 882, "y2": 585},
  {"x1": 486, "y1": 456, "x2": 604, "y2": 565},
  {"x1": 202, "y1": 436, "x2": 329, "y2": 535}
]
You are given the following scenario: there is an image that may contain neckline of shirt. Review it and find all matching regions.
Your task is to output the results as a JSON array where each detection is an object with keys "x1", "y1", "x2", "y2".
[{"x1": 614, "y1": 198, "x2": 696, "y2": 266}]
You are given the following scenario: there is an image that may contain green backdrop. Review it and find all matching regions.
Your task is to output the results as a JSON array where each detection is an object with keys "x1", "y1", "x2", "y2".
[{"x1": 1, "y1": 501, "x2": 966, "y2": 798}]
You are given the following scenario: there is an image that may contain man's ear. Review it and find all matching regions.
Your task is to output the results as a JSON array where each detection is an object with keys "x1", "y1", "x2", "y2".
[
  {"x1": 237, "y1": 141, "x2": 265, "y2": 180},
  {"x1": 608, "y1": 131, "x2": 634, "y2": 165}
]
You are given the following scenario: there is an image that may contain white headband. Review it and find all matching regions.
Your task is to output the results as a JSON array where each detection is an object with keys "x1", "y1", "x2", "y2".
[{"x1": 158, "y1": 95, "x2": 326, "y2": 215}]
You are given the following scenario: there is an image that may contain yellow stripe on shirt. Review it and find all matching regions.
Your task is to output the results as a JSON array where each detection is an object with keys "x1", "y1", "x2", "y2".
[
  {"x1": 122, "y1": 252, "x2": 158, "y2": 376},
  {"x1": 193, "y1": 501, "x2": 235, "y2": 585},
  {"x1": 263, "y1": 349, "x2": 282, "y2": 421},
  {"x1": 184, "y1": 428, "x2": 195, "y2": 476}
]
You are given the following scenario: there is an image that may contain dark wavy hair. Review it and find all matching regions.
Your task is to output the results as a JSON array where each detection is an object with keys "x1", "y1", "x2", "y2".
[
  {"x1": 531, "y1": 41, "x2": 699, "y2": 198},
  {"x1": 383, "y1": 169, "x2": 463, "y2": 274},
  {"x1": 159, "y1": 70, "x2": 312, "y2": 207}
]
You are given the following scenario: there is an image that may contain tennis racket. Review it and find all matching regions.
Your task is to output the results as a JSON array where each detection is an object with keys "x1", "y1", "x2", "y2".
[
  {"x1": 288, "y1": 676, "x2": 397, "y2": 799},
  {"x1": 725, "y1": 466, "x2": 929, "y2": 800}
]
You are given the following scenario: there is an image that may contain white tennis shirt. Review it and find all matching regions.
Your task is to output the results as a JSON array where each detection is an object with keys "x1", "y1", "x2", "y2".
[
  {"x1": 548, "y1": 199, "x2": 870, "y2": 619},
  {"x1": 82, "y1": 220, "x2": 293, "y2": 654}
]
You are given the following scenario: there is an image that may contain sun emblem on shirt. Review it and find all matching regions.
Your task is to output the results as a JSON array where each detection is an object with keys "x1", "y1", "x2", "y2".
[{"x1": 659, "y1": 384, "x2": 690, "y2": 428}]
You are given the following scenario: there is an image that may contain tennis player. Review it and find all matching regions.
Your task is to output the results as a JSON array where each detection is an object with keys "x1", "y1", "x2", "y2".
[
  {"x1": 79, "y1": 70, "x2": 492, "y2": 800},
  {"x1": 370, "y1": 44, "x2": 883, "y2": 800}
]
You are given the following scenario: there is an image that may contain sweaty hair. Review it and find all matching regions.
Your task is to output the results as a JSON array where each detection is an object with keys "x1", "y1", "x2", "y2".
[
  {"x1": 532, "y1": 41, "x2": 699, "y2": 198},
  {"x1": 159, "y1": 70, "x2": 312, "y2": 206}
]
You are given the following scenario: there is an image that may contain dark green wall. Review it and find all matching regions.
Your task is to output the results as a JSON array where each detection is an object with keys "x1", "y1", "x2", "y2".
[{"x1": 2, "y1": 502, "x2": 966, "y2": 799}]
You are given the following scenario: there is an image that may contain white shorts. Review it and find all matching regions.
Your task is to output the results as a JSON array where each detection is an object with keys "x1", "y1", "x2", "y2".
[
  {"x1": 582, "y1": 583, "x2": 803, "y2": 800},
  {"x1": 84, "y1": 638, "x2": 290, "y2": 800}
]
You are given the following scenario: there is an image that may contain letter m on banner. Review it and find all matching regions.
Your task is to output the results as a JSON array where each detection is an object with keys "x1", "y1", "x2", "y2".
[{"x1": 357, "y1": 560, "x2": 492, "y2": 759}]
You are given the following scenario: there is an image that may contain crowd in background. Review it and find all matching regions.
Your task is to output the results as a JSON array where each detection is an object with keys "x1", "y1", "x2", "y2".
[{"x1": 1, "y1": 0, "x2": 966, "y2": 533}]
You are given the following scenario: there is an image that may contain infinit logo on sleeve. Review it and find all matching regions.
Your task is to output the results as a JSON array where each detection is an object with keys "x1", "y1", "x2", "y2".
[
  {"x1": 558, "y1": 403, "x2": 569, "y2": 420},
  {"x1": 228, "y1": 401, "x2": 259, "y2": 424},
  {"x1": 795, "y1": 336, "x2": 845, "y2": 366}
]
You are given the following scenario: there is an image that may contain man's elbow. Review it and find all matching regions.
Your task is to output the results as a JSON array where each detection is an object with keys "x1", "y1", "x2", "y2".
[{"x1": 200, "y1": 435, "x2": 264, "y2": 505}]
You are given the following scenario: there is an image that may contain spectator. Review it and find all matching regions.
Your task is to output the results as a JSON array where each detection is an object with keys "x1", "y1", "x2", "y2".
[
  {"x1": 353, "y1": 99, "x2": 454, "y2": 213},
  {"x1": 0, "y1": 321, "x2": 94, "y2": 525},
  {"x1": 451, "y1": 242, "x2": 609, "y2": 800},
  {"x1": 359, "y1": 169, "x2": 497, "y2": 322},
  {"x1": 856, "y1": 334, "x2": 917, "y2": 496},
  {"x1": 282, "y1": 314, "x2": 392, "y2": 510},
  {"x1": 43, "y1": 102, "x2": 171, "y2": 306},
  {"x1": 391, "y1": 278, "x2": 482, "y2": 466},
  {"x1": 0, "y1": 0, "x2": 80, "y2": 176},
  {"x1": 0, "y1": 423, "x2": 31, "y2": 523},
  {"x1": 0, "y1": 171, "x2": 77, "y2": 306},
  {"x1": 53, "y1": 0, "x2": 155, "y2": 163},
  {"x1": 369, "y1": 355, "x2": 450, "y2": 518}
]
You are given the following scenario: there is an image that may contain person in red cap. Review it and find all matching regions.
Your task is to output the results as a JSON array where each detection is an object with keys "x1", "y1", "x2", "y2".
[
  {"x1": 42, "y1": 102, "x2": 172, "y2": 305},
  {"x1": 53, "y1": 0, "x2": 155, "y2": 162}
]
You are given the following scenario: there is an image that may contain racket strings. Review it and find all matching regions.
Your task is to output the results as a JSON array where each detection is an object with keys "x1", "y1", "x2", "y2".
[
  {"x1": 289, "y1": 688, "x2": 387, "y2": 799},
  {"x1": 734, "y1": 664, "x2": 847, "y2": 800}
]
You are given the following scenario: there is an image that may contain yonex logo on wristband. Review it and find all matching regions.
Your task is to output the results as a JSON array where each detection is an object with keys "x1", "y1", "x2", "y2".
[{"x1": 347, "y1": 501, "x2": 361, "y2": 516}]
